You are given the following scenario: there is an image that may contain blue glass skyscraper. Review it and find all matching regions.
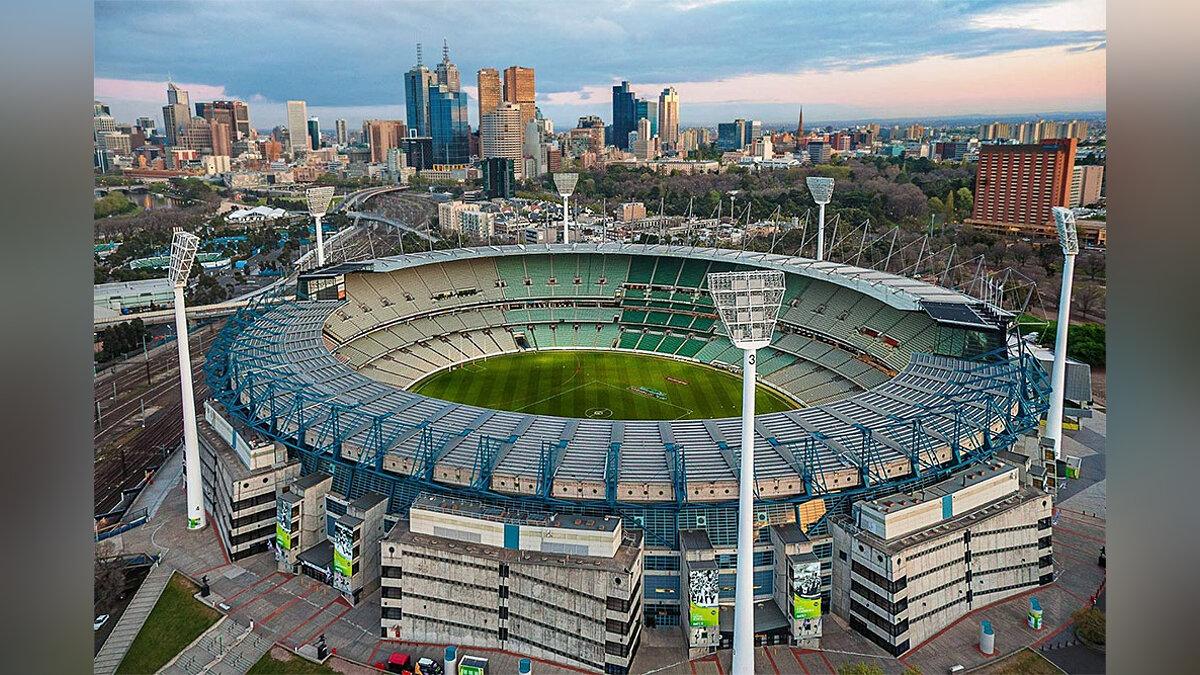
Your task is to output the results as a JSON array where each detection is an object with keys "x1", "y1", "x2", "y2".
[
  {"x1": 405, "y1": 45, "x2": 435, "y2": 137},
  {"x1": 635, "y1": 99, "x2": 658, "y2": 138},
  {"x1": 429, "y1": 84, "x2": 470, "y2": 165},
  {"x1": 612, "y1": 81, "x2": 637, "y2": 151}
]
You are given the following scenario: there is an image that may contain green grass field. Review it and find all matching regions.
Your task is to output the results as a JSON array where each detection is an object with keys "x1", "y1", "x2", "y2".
[
  {"x1": 116, "y1": 573, "x2": 220, "y2": 675},
  {"x1": 410, "y1": 350, "x2": 800, "y2": 420}
]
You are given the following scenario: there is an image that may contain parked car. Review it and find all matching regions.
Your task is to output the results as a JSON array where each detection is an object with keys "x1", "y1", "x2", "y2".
[
  {"x1": 93, "y1": 614, "x2": 110, "y2": 631},
  {"x1": 386, "y1": 651, "x2": 414, "y2": 674},
  {"x1": 416, "y1": 657, "x2": 443, "y2": 675}
]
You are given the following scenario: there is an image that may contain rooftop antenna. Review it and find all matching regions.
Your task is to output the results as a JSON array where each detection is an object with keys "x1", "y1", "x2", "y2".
[
  {"x1": 443, "y1": 38, "x2": 449, "y2": 62},
  {"x1": 416, "y1": 43, "x2": 423, "y2": 67}
]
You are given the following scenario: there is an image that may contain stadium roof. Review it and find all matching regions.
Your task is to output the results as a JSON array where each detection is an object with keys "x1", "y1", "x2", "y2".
[{"x1": 370, "y1": 243, "x2": 978, "y2": 312}]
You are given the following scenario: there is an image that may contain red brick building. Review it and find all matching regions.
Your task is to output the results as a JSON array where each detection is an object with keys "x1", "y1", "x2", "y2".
[{"x1": 966, "y1": 138, "x2": 1080, "y2": 240}]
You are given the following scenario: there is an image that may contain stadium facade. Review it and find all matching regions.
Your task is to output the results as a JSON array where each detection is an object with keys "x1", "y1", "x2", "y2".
[{"x1": 204, "y1": 244, "x2": 1050, "y2": 661}]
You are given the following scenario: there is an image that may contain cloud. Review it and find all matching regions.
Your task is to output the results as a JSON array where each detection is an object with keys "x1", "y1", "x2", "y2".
[
  {"x1": 969, "y1": 0, "x2": 1106, "y2": 32},
  {"x1": 93, "y1": 77, "x2": 229, "y2": 103}
]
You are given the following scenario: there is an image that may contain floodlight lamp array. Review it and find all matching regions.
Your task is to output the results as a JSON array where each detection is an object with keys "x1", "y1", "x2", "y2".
[
  {"x1": 707, "y1": 270, "x2": 786, "y2": 348},
  {"x1": 305, "y1": 186, "x2": 336, "y2": 216},
  {"x1": 1051, "y1": 207, "x2": 1079, "y2": 256},
  {"x1": 168, "y1": 230, "x2": 201, "y2": 288},
  {"x1": 806, "y1": 176, "x2": 835, "y2": 204},
  {"x1": 552, "y1": 172, "x2": 579, "y2": 197}
]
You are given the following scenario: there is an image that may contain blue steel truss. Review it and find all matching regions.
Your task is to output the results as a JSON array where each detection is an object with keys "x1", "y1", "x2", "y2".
[{"x1": 203, "y1": 298, "x2": 1052, "y2": 550}]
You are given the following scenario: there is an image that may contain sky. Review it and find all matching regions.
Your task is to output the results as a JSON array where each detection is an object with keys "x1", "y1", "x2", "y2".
[{"x1": 93, "y1": 0, "x2": 1106, "y2": 132}]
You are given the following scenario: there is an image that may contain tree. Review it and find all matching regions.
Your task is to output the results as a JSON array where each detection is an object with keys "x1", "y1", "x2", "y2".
[
  {"x1": 1074, "y1": 282, "x2": 1105, "y2": 318},
  {"x1": 1072, "y1": 606, "x2": 1106, "y2": 646},
  {"x1": 954, "y1": 187, "x2": 973, "y2": 219},
  {"x1": 94, "y1": 541, "x2": 125, "y2": 612},
  {"x1": 1010, "y1": 243, "x2": 1032, "y2": 266},
  {"x1": 1078, "y1": 252, "x2": 1106, "y2": 281},
  {"x1": 944, "y1": 189, "x2": 956, "y2": 223}
]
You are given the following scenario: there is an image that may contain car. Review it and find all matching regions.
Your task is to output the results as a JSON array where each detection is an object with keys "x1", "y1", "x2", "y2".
[
  {"x1": 93, "y1": 614, "x2": 110, "y2": 631},
  {"x1": 416, "y1": 657, "x2": 443, "y2": 675}
]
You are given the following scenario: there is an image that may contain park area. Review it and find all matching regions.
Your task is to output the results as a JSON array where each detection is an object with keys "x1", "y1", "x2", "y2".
[
  {"x1": 115, "y1": 573, "x2": 220, "y2": 674},
  {"x1": 411, "y1": 350, "x2": 800, "y2": 420}
]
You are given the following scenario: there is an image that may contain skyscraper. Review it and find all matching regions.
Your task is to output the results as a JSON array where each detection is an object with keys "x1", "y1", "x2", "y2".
[
  {"x1": 611, "y1": 81, "x2": 637, "y2": 151},
  {"x1": 163, "y1": 82, "x2": 190, "y2": 147},
  {"x1": 307, "y1": 117, "x2": 321, "y2": 150},
  {"x1": 635, "y1": 99, "x2": 658, "y2": 138},
  {"x1": 966, "y1": 138, "x2": 1077, "y2": 239},
  {"x1": 743, "y1": 120, "x2": 761, "y2": 148},
  {"x1": 503, "y1": 66, "x2": 536, "y2": 132},
  {"x1": 366, "y1": 120, "x2": 407, "y2": 163},
  {"x1": 435, "y1": 39, "x2": 461, "y2": 92},
  {"x1": 429, "y1": 84, "x2": 470, "y2": 165},
  {"x1": 658, "y1": 87, "x2": 679, "y2": 149},
  {"x1": 405, "y1": 44, "x2": 436, "y2": 137},
  {"x1": 480, "y1": 102, "x2": 523, "y2": 172},
  {"x1": 335, "y1": 118, "x2": 348, "y2": 145},
  {"x1": 476, "y1": 68, "x2": 502, "y2": 156},
  {"x1": 285, "y1": 100, "x2": 309, "y2": 153}
]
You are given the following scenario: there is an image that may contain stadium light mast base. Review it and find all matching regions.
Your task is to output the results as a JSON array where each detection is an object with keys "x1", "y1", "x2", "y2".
[
  {"x1": 306, "y1": 186, "x2": 335, "y2": 267},
  {"x1": 707, "y1": 269, "x2": 786, "y2": 675},
  {"x1": 1046, "y1": 207, "x2": 1079, "y2": 473},
  {"x1": 806, "y1": 177, "x2": 834, "y2": 261},
  {"x1": 169, "y1": 230, "x2": 205, "y2": 530},
  {"x1": 553, "y1": 173, "x2": 578, "y2": 244}
]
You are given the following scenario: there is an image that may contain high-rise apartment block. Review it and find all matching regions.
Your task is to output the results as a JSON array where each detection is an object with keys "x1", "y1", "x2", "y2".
[
  {"x1": 163, "y1": 82, "x2": 191, "y2": 147},
  {"x1": 285, "y1": 100, "x2": 309, "y2": 153},
  {"x1": 480, "y1": 102, "x2": 523, "y2": 171},
  {"x1": 1070, "y1": 165, "x2": 1104, "y2": 207},
  {"x1": 335, "y1": 118, "x2": 348, "y2": 145},
  {"x1": 503, "y1": 66, "x2": 536, "y2": 131},
  {"x1": 658, "y1": 87, "x2": 679, "y2": 149},
  {"x1": 966, "y1": 138, "x2": 1077, "y2": 239}
]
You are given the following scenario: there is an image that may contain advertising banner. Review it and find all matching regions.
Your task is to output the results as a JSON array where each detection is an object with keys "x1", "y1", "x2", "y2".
[
  {"x1": 688, "y1": 568, "x2": 719, "y2": 628},
  {"x1": 336, "y1": 521, "x2": 352, "y2": 578},
  {"x1": 792, "y1": 560, "x2": 822, "y2": 620},
  {"x1": 275, "y1": 500, "x2": 291, "y2": 550}
]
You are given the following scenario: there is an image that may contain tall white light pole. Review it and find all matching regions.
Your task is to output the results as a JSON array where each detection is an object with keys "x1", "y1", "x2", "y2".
[
  {"x1": 306, "y1": 186, "x2": 335, "y2": 267},
  {"x1": 707, "y1": 270, "x2": 786, "y2": 675},
  {"x1": 169, "y1": 230, "x2": 205, "y2": 530},
  {"x1": 1046, "y1": 207, "x2": 1079, "y2": 467},
  {"x1": 806, "y1": 177, "x2": 834, "y2": 261},
  {"x1": 553, "y1": 173, "x2": 578, "y2": 244}
]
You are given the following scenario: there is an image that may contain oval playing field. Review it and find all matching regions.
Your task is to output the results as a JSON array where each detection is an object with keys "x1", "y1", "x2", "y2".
[{"x1": 409, "y1": 350, "x2": 801, "y2": 421}]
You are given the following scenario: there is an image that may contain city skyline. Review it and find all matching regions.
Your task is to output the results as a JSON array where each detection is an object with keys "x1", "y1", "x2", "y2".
[{"x1": 94, "y1": 0, "x2": 1106, "y2": 130}]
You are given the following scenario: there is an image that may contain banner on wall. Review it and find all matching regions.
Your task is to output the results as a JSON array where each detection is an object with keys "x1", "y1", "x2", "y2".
[
  {"x1": 793, "y1": 560, "x2": 822, "y2": 620},
  {"x1": 688, "y1": 568, "x2": 719, "y2": 627},
  {"x1": 275, "y1": 500, "x2": 291, "y2": 550},
  {"x1": 332, "y1": 520, "x2": 354, "y2": 592}
]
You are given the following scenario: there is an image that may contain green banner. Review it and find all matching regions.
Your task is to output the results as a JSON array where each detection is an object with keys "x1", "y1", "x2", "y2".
[
  {"x1": 793, "y1": 594, "x2": 821, "y2": 619},
  {"x1": 333, "y1": 523, "x2": 353, "y2": 577},
  {"x1": 276, "y1": 523, "x2": 291, "y2": 550},
  {"x1": 689, "y1": 602, "x2": 719, "y2": 627}
]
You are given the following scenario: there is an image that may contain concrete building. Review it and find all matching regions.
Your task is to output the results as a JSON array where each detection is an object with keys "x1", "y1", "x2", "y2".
[
  {"x1": 480, "y1": 102, "x2": 523, "y2": 172},
  {"x1": 286, "y1": 100, "x2": 309, "y2": 153},
  {"x1": 829, "y1": 462, "x2": 1054, "y2": 655},
  {"x1": 966, "y1": 139, "x2": 1077, "y2": 240},
  {"x1": 380, "y1": 494, "x2": 644, "y2": 674},
  {"x1": 619, "y1": 202, "x2": 647, "y2": 222},
  {"x1": 1070, "y1": 165, "x2": 1104, "y2": 207},
  {"x1": 476, "y1": 67, "x2": 502, "y2": 155},
  {"x1": 197, "y1": 400, "x2": 301, "y2": 561},
  {"x1": 274, "y1": 473, "x2": 389, "y2": 605},
  {"x1": 632, "y1": 117, "x2": 658, "y2": 161},
  {"x1": 335, "y1": 118, "x2": 349, "y2": 145},
  {"x1": 459, "y1": 209, "x2": 496, "y2": 239},
  {"x1": 93, "y1": 278, "x2": 174, "y2": 317},
  {"x1": 366, "y1": 120, "x2": 407, "y2": 164},
  {"x1": 806, "y1": 141, "x2": 831, "y2": 165}
]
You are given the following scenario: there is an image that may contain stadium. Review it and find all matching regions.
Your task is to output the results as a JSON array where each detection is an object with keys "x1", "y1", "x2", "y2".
[{"x1": 204, "y1": 243, "x2": 1050, "y2": 625}]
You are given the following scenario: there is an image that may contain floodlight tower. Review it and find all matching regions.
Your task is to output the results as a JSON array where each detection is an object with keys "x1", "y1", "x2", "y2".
[
  {"x1": 707, "y1": 269, "x2": 786, "y2": 675},
  {"x1": 805, "y1": 176, "x2": 834, "y2": 261},
  {"x1": 168, "y1": 230, "x2": 205, "y2": 530},
  {"x1": 306, "y1": 186, "x2": 335, "y2": 266},
  {"x1": 552, "y1": 173, "x2": 578, "y2": 244},
  {"x1": 1046, "y1": 207, "x2": 1080, "y2": 463}
]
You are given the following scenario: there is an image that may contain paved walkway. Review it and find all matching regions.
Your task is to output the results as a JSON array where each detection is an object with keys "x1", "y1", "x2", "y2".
[
  {"x1": 160, "y1": 615, "x2": 275, "y2": 675},
  {"x1": 93, "y1": 562, "x2": 174, "y2": 675}
]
